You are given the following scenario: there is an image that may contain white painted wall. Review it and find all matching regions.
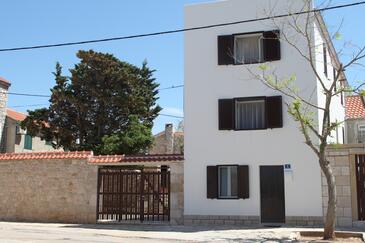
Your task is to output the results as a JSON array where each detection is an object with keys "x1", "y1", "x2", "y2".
[{"x1": 184, "y1": 0, "x2": 343, "y2": 218}]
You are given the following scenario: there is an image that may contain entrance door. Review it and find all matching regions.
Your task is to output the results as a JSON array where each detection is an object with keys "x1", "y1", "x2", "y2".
[{"x1": 260, "y1": 166, "x2": 285, "y2": 224}]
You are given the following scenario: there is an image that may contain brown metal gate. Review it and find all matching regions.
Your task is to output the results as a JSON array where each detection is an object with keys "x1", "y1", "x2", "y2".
[
  {"x1": 356, "y1": 155, "x2": 365, "y2": 220},
  {"x1": 97, "y1": 167, "x2": 170, "y2": 222}
]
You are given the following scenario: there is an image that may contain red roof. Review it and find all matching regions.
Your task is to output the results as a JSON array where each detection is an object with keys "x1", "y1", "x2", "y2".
[
  {"x1": 0, "y1": 151, "x2": 184, "y2": 164},
  {"x1": 89, "y1": 154, "x2": 184, "y2": 164},
  {"x1": 0, "y1": 151, "x2": 92, "y2": 161},
  {"x1": 346, "y1": 96, "x2": 365, "y2": 119},
  {"x1": 6, "y1": 109, "x2": 27, "y2": 121},
  {"x1": 0, "y1": 76, "x2": 11, "y2": 87}
]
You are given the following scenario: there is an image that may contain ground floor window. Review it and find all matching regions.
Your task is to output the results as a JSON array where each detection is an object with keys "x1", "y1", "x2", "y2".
[{"x1": 218, "y1": 165, "x2": 238, "y2": 199}]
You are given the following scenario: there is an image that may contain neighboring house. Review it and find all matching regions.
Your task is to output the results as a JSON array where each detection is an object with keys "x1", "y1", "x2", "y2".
[
  {"x1": 184, "y1": 0, "x2": 346, "y2": 225},
  {"x1": 3, "y1": 108, "x2": 60, "y2": 153},
  {"x1": 346, "y1": 95, "x2": 365, "y2": 144},
  {"x1": 149, "y1": 123, "x2": 184, "y2": 154}
]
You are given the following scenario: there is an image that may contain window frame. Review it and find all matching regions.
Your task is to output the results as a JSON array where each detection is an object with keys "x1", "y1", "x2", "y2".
[
  {"x1": 233, "y1": 32, "x2": 264, "y2": 65},
  {"x1": 217, "y1": 165, "x2": 239, "y2": 200},
  {"x1": 358, "y1": 125, "x2": 365, "y2": 143},
  {"x1": 233, "y1": 96, "x2": 267, "y2": 131}
]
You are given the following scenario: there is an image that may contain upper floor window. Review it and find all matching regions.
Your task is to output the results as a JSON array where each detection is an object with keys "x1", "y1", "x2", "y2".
[
  {"x1": 218, "y1": 30, "x2": 281, "y2": 65},
  {"x1": 235, "y1": 99, "x2": 265, "y2": 129},
  {"x1": 219, "y1": 96, "x2": 283, "y2": 131},
  {"x1": 234, "y1": 34, "x2": 263, "y2": 64},
  {"x1": 358, "y1": 125, "x2": 365, "y2": 143}
]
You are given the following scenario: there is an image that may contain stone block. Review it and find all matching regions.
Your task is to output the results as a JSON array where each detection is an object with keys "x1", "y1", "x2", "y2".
[
  {"x1": 343, "y1": 186, "x2": 351, "y2": 196},
  {"x1": 337, "y1": 217, "x2": 353, "y2": 227},
  {"x1": 338, "y1": 196, "x2": 352, "y2": 207},
  {"x1": 341, "y1": 167, "x2": 350, "y2": 176},
  {"x1": 336, "y1": 176, "x2": 350, "y2": 186},
  {"x1": 344, "y1": 208, "x2": 352, "y2": 218}
]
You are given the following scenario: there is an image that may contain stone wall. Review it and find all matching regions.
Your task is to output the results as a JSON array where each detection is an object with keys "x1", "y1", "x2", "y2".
[
  {"x1": 324, "y1": 144, "x2": 365, "y2": 227},
  {"x1": 0, "y1": 83, "x2": 9, "y2": 152},
  {"x1": 0, "y1": 158, "x2": 98, "y2": 224}
]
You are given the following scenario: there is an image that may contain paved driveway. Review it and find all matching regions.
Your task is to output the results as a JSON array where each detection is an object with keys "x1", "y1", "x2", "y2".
[{"x1": 0, "y1": 222, "x2": 363, "y2": 242}]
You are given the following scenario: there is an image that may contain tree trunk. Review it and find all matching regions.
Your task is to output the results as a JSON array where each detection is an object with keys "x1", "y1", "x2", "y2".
[{"x1": 321, "y1": 160, "x2": 337, "y2": 240}]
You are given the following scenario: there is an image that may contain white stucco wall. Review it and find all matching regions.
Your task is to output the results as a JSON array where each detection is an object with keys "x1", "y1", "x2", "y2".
[
  {"x1": 184, "y1": 0, "x2": 343, "y2": 218},
  {"x1": 313, "y1": 21, "x2": 345, "y2": 144}
]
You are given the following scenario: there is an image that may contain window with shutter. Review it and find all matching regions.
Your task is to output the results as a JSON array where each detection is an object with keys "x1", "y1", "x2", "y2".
[
  {"x1": 219, "y1": 96, "x2": 283, "y2": 131},
  {"x1": 207, "y1": 165, "x2": 249, "y2": 200},
  {"x1": 218, "y1": 30, "x2": 281, "y2": 65}
]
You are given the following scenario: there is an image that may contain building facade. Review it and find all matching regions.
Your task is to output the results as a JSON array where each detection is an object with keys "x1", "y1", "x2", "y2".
[
  {"x1": 184, "y1": 0, "x2": 345, "y2": 225},
  {"x1": 3, "y1": 109, "x2": 61, "y2": 153},
  {"x1": 345, "y1": 95, "x2": 365, "y2": 144},
  {"x1": 149, "y1": 123, "x2": 184, "y2": 154}
]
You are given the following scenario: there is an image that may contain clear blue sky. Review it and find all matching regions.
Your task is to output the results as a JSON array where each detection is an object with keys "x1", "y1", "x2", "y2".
[{"x1": 0, "y1": 0, "x2": 364, "y2": 134}]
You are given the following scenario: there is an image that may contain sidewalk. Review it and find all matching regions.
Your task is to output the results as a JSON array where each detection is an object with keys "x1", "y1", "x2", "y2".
[{"x1": 0, "y1": 222, "x2": 363, "y2": 242}]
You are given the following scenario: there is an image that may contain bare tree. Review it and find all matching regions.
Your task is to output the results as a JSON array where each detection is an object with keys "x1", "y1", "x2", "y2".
[{"x1": 243, "y1": 0, "x2": 365, "y2": 239}]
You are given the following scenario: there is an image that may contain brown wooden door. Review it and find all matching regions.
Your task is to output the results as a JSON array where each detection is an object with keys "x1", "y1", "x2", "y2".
[
  {"x1": 356, "y1": 155, "x2": 365, "y2": 220},
  {"x1": 260, "y1": 166, "x2": 285, "y2": 224}
]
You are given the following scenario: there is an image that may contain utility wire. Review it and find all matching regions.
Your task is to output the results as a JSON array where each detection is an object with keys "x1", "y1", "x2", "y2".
[
  {"x1": 0, "y1": 1, "x2": 364, "y2": 52},
  {"x1": 159, "y1": 114, "x2": 184, "y2": 119},
  {"x1": 2, "y1": 84, "x2": 184, "y2": 98},
  {"x1": 8, "y1": 102, "x2": 184, "y2": 118}
]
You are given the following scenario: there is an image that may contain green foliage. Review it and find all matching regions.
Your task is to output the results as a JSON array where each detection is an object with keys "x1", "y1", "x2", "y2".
[
  {"x1": 21, "y1": 50, "x2": 161, "y2": 154},
  {"x1": 334, "y1": 32, "x2": 342, "y2": 41},
  {"x1": 100, "y1": 115, "x2": 153, "y2": 155}
]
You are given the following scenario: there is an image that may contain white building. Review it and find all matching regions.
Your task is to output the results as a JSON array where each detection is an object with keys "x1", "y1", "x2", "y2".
[{"x1": 184, "y1": 0, "x2": 345, "y2": 225}]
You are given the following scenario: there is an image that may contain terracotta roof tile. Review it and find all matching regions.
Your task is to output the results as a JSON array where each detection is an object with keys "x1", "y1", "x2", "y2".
[
  {"x1": 0, "y1": 151, "x2": 184, "y2": 164},
  {"x1": 88, "y1": 155, "x2": 124, "y2": 164},
  {"x1": 0, "y1": 151, "x2": 93, "y2": 161},
  {"x1": 346, "y1": 96, "x2": 365, "y2": 119},
  {"x1": 0, "y1": 76, "x2": 11, "y2": 87},
  {"x1": 6, "y1": 108, "x2": 27, "y2": 122},
  {"x1": 89, "y1": 154, "x2": 184, "y2": 164}
]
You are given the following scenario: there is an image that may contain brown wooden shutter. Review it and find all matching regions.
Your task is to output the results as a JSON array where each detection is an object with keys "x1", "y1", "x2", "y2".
[
  {"x1": 218, "y1": 35, "x2": 234, "y2": 65},
  {"x1": 219, "y1": 99, "x2": 234, "y2": 130},
  {"x1": 263, "y1": 30, "x2": 281, "y2": 61},
  {"x1": 238, "y1": 165, "x2": 249, "y2": 199},
  {"x1": 266, "y1": 96, "x2": 283, "y2": 128},
  {"x1": 207, "y1": 166, "x2": 218, "y2": 199}
]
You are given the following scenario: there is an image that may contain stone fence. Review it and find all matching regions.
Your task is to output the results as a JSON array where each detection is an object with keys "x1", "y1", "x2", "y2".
[
  {"x1": 0, "y1": 152, "x2": 184, "y2": 224},
  {"x1": 325, "y1": 144, "x2": 365, "y2": 227}
]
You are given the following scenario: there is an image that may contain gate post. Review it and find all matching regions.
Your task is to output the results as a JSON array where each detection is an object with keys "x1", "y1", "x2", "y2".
[{"x1": 140, "y1": 171, "x2": 145, "y2": 222}]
